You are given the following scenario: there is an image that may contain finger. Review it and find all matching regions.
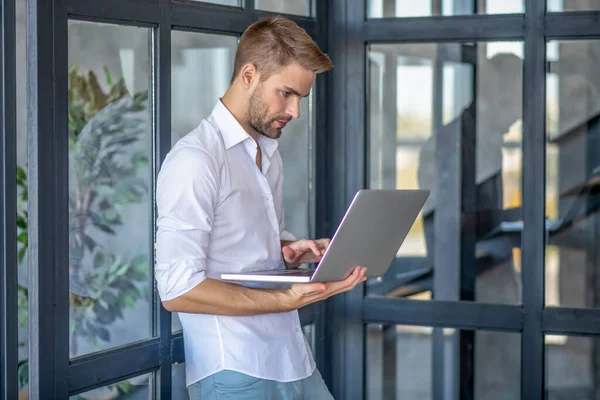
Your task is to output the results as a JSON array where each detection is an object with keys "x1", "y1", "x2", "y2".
[
  {"x1": 282, "y1": 246, "x2": 299, "y2": 262},
  {"x1": 308, "y1": 241, "x2": 322, "y2": 257},
  {"x1": 317, "y1": 238, "x2": 331, "y2": 249}
]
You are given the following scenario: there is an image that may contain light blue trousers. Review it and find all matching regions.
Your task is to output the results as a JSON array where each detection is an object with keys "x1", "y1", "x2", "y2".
[{"x1": 188, "y1": 368, "x2": 334, "y2": 400}]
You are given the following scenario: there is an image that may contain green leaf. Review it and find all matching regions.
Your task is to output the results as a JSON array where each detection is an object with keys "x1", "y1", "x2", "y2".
[
  {"x1": 16, "y1": 215, "x2": 27, "y2": 229},
  {"x1": 18, "y1": 247, "x2": 27, "y2": 264},
  {"x1": 82, "y1": 233, "x2": 96, "y2": 252},
  {"x1": 17, "y1": 359, "x2": 28, "y2": 389},
  {"x1": 92, "y1": 221, "x2": 116, "y2": 234},
  {"x1": 93, "y1": 252, "x2": 105, "y2": 269},
  {"x1": 131, "y1": 152, "x2": 149, "y2": 169},
  {"x1": 88, "y1": 322, "x2": 110, "y2": 342},
  {"x1": 17, "y1": 232, "x2": 28, "y2": 245},
  {"x1": 103, "y1": 65, "x2": 113, "y2": 87},
  {"x1": 16, "y1": 165, "x2": 26, "y2": 181},
  {"x1": 124, "y1": 295, "x2": 136, "y2": 309}
]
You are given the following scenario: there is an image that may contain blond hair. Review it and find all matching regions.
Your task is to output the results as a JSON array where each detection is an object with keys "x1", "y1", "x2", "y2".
[{"x1": 231, "y1": 16, "x2": 333, "y2": 84}]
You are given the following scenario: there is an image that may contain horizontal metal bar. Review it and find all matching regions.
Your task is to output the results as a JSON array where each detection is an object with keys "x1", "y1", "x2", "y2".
[
  {"x1": 545, "y1": 12, "x2": 600, "y2": 39},
  {"x1": 543, "y1": 307, "x2": 600, "y2": 335},
  {"x1": 363, "y1": 297, "x2": 523, "y2": 332},
  {"x1": 364, "y1": 14, "x2": 526, "y2": 43},
  {"x1": 68, "y1": 339, "x2": 160, "y2": 395},
  {"x1": 171, "y1": 332, "x2": 184, "y2": 364},
  {"x1": 171, "y1": 1, "x2": 317, "y2": 36},
  {"x1": 67, "y1": 0, "x2": 160, "y2": 25},
  {"x1": 171, "y1": 0, "x2": 250, "y2": 34}
]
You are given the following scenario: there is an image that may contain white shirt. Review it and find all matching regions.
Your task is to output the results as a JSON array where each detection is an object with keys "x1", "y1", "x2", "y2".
[{"x1": 154, "y1": 100, "x2": 315, "y2": 387}]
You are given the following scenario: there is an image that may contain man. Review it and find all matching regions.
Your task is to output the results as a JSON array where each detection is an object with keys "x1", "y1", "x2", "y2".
[{"x1": 155, "y1": 17, "x2": 367, "y2": 399}]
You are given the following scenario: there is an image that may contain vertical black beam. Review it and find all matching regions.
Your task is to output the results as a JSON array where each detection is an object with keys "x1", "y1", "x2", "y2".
[
  {"x1": 585, "y1": 114, "x2": 600, "y2": 400},
  {"x1": 521, "y1": 0, "x2": 546, "y2": 399},
  {"x1": 0, "y1": 0, "x2": 17, "y2": 399},
  {"x1": 155, "y1": 0, "x2": 172, "y2": 398},
  {"x1": 26, "y1": 0, "x2": 70, "y2": 399},
  {"x1": 327, "y1": 0, "x2": 365, "y2": 398},
  {"x1": 432, "y1": 43, "x2": 460, "y2": 400},
  {"x1": 313, "y1": 0, "x2": 330, "y2": 384},
  {"x1": 459, "y1": 60, "x2": 477, "y2": 400},
  {"x1": 343, "y1": 0, "x2": 366, "y2": 399},
  {"x1": 245, "y1": 0, "x2": 254, "y2": 17},
  {"x1": 325, "y1": 0, "x2": 347, "y2": 394}
]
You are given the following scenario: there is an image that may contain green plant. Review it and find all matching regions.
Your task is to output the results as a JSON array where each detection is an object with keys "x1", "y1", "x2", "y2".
[{"x1": 17, "y1": 65, "x2": 150, "y2": 397}]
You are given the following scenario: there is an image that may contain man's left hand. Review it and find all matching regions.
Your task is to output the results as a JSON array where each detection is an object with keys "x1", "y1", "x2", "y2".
[{"x1": 281, "y1": 238, "x2": 331, "y2": 269}]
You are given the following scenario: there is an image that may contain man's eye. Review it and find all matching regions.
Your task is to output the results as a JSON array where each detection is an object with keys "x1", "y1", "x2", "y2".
[{"x1": 281, "y1": 91, "x2": 291, "y2": 98}]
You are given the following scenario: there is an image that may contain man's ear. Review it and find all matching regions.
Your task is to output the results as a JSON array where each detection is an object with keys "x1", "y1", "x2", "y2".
[{"x1": 240, "y1": 63, "x2": 258, "y2": 89}]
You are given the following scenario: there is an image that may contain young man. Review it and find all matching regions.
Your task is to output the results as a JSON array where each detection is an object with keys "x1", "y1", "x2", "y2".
[{"x1": 155, "y1": 17, "x2": 367, "y2": 399}]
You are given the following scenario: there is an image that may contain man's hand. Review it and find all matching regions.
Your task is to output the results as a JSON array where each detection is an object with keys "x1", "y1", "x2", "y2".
[
  {"x1": 286, "y1": 266, "x2": 367, "y2": 309},
  {"x1": 281, "y1": 238, "x2": 331, "y2": 269}
]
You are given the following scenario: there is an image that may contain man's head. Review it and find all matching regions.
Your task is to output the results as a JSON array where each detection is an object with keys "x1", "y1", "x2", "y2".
[{"x1": 230, "y1": 17, "x2": 333, "y2": 139}]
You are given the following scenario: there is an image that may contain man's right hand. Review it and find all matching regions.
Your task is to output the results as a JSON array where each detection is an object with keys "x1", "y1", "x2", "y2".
[
  {"x1": 162, "y1": 266, "x2": 367, "y2": 316},
  {"x1": 286, "y1": 266, "x2": 367, "y2": 309}
]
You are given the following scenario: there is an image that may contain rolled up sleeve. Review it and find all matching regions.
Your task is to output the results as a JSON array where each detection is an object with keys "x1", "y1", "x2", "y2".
[{"x1": 154, "y1": 147, "x2": 219, "y2": 301}]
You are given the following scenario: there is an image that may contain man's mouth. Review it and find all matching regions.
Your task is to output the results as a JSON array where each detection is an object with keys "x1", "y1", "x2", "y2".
[{"x1": 276, "y1": 119, "x2": 290, "y2": 128}]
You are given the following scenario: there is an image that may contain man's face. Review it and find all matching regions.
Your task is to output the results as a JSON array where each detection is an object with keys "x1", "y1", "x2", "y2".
[{"x1": 247, "y1": 62, "x2": 315, "y2": 139}]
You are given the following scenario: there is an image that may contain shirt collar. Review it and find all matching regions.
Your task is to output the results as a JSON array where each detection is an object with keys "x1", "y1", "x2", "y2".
[{"x1": 210, "y1": 100, "x2": 279, "y2": 158}]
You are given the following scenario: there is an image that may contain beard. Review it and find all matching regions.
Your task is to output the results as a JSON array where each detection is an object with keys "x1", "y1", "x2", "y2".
[{"x1": 247, "y1": 85, "x2": 290, "y2": 140}]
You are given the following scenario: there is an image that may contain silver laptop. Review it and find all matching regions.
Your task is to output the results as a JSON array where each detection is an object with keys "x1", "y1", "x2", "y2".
[{"x1": 220, "y1": 189, "x2": 429, "y2": 284}]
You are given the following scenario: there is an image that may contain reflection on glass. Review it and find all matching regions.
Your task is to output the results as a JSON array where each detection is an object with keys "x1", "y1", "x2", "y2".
[
  {"x1": 366, "y1": 325, "x2": 520, "y2": 400},
  {"x1": 16, "y1": 0, "x2": 28, "y2": 396},
  {"x1": 548, "y1": 0, "x2": 600, "y2": 12},
  {"x1": 171, "y1": 31, "x2": 237, "y2": 145},
  {"x1": 545, "y1": 40, "x2": 600, "y2": 309},
  {"x1": 367, "y1": 43, "x2": 523, "y2": 304},
  {"x1": 68, "y1": 21, "x2": 152, "y2": 357},
  {"x1": 546, "y1": 335, "x2": 600, "y2": 398},
  {"x1": 367, "y1": 0, "x2": 523, "y2": 18},
  {"x1": 172, "y1": 362, "x2": 188, "y2": 399},
  {"x1": 70, "y1": 373, "x2": 150, "y2": 400},
  {"x1": 255, "y1": 0, "x2": 312, "y2": 16}
]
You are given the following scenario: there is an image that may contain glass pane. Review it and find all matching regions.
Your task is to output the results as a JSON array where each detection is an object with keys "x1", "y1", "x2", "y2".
[
  {"x1": 366, "y1": 325, "x2": 521, "y2": 399},
  {"x1": 171, "y1": 31, "x2": 237, "y2": 145},
  {"x1": 367, "y1": 42, "x2": 523, "y2": 304},
  {"x1": 191, "y1": 0, "x2": 240, "y2": 6},
  {"x1": 548, "y1": 0, "x2": 600, "y2": 12},
  {"x1": 279, "y1": 94, "x2": 312, "y2": 240},
  {"x1": 546, "y1": 335, "x2": 599, "y2": 398},
  {"x1": 70, "y1": 373, "x2": 151, "y2": 399},
  {"x1": 367, "y1": 0, "x2": 523, "y2": 18},
  {"x1": 171, "y1": 31, "x2": 237, "y2": 331},
  {"x1": 68, "y1": 21, "x2": 152, "y2": 357},
  {"x1": 16, "y1": 0, "x2": 28, "y2": 396},
  {"x1": 545, "y1": 40, "x2": 600, "y2": 309},
  {"x1": 255, "y1": 0, "x2": 312, "y2": 16},
  {"x1": 172, "y1": 362, "x2": 188, "y2": 399}
]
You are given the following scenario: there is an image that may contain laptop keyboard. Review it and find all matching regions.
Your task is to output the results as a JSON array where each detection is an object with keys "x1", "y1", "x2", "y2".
[{"x1": 264, "y1": 268, "x2": 315, "y2": 276}]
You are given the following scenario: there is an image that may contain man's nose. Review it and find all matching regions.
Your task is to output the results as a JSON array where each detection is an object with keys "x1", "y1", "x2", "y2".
[{"x1": 286, "y1": 100, "x2": 300, "y2": 119}]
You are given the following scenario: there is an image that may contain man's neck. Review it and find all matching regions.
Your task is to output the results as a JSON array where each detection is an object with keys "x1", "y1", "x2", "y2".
[{"x1": 221, "y1": 87, "x2": 261, "y2": 142}]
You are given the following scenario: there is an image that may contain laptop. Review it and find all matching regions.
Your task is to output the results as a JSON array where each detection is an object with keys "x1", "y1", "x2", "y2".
[{"x1": 220, "y1": 189, "x2": 429, "y2": 284}]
